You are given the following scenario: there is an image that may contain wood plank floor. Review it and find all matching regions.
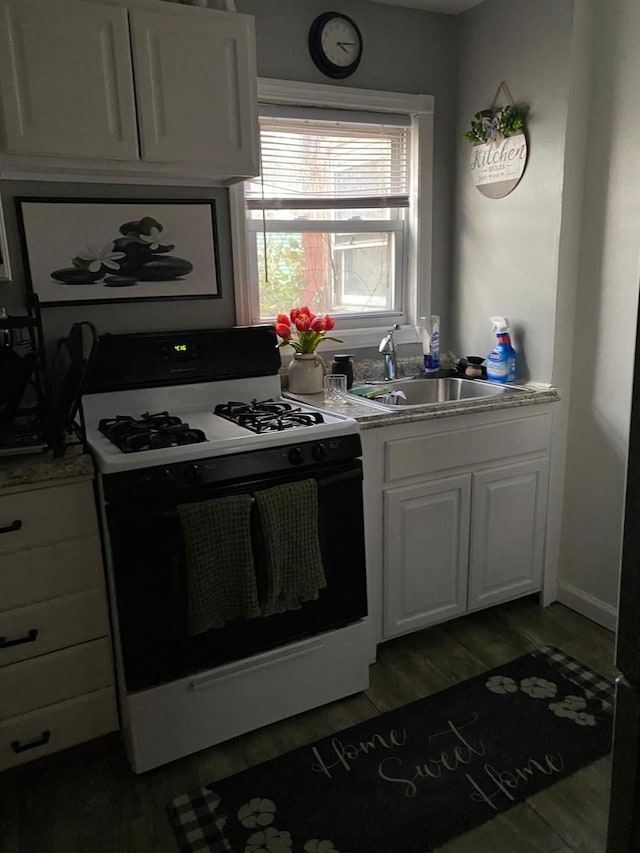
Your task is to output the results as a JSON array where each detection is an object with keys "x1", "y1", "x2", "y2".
[{"x1": 0, "y1": 598, "x2": 615, "y2": 853}]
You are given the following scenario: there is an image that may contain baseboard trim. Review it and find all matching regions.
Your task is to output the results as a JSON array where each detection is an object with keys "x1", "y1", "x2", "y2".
[{"x1": 557, "y1": 582, "x2": 618, "y2": 631}]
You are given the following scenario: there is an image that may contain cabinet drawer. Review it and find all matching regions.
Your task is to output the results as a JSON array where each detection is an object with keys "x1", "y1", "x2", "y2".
[
  {"x1": 0, "y1": 482, "x2": 98, "y2": 555},
  {"x1": 0, "y1": 637, "x2": 114, "y2": 720},
  {"x1": 385, "y1": 414, "x2": 552, "y2": 482},
  {"x1": 0, "y1": 536, "x2": 104, "y2": 611},
  {"x1": 0, "y1": 687, "x2": 118, "y2": 772},
  {"x1": 0, "y1": 588, "x2": 110, "y2": 667}
]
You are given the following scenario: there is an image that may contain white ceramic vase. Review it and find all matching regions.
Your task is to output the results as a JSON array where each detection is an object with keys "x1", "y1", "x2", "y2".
[{"x1": 288, "y1": 352, "x2": 324, "y2": 394}]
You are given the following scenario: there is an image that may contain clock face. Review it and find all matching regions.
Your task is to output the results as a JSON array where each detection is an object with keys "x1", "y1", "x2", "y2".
[
  {"x1": 320, "y1": 17, "x2": 360, "y2": 67},
  {"x1": 309, "y1": 12, "x2": 363, "y2": 79}
]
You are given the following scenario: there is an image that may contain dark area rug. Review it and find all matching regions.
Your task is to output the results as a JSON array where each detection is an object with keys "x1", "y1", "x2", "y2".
[{"x1": 167, "y1": 646, "x2": 614, "y2": 853}]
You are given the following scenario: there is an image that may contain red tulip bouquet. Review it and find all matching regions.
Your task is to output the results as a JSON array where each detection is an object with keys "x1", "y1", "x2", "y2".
[{"x1": 275, "y1": 307, "x2": 341, "y2": 353}]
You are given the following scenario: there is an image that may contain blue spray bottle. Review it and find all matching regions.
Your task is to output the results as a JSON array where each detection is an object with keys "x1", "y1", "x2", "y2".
[{"x1": 486, "y1": 316, "x2": 516, "y2": 384}]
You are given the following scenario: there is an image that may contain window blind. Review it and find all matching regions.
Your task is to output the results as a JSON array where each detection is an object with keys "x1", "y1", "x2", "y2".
[{"x1": 245, "y1": 115, "x2": 410, "y2": 211}]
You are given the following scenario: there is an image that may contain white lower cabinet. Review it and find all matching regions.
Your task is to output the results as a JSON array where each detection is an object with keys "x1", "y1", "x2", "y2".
[
  {"x1": 0, "y1": 476, "x2": 117, "y2": 770},
  {"x1": 468, "y1": 458, "x2": 548, "y2": 611},
  {"x1": 384, "y1": 474, "x2": 470, "y2": 636},
  {"x1": 362, "y1": 406, "x2": 554, "y2": 642}
]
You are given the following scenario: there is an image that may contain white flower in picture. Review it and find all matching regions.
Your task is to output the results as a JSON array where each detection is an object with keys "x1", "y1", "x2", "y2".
[
  {"x1": 485, "y1": 675, "x2": 518, "y2": 695},
  {"x1": 245, "y1": 827, "x2": 293, "y2": 853},
  {"x1": 138, "y1": 225, "x2": 171, "y2": 250},
  {"x1": 304, "y1": 840, "x2": 341, "y2": 853},
  {"x1": 77, "y1": 243, "x2": 125, "y2": 272},
  {"x1": 238, "y1": 798, "x2": 277, "y2": 828},
  {"x1": 520, "y1": 677, "x2": 558, "y2": 699}
]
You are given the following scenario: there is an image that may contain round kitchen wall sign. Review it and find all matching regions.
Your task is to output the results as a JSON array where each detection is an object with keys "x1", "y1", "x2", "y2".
[
  {"x1": 470, "y1": 130, "x2": 528, "y2": 199},
  {"x1": 463, "y1": 83, "x2": 529, "y2": 199}
]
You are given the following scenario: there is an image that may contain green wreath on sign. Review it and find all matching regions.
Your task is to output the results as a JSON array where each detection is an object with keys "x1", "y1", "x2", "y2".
[{"x1": 463, "y1": 104, "x2": 526, "y2": 147}]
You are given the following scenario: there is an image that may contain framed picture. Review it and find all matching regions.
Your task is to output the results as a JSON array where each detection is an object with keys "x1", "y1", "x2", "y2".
[{"x1": 16, "y1": 198, "x2": 221, "y2": 306}]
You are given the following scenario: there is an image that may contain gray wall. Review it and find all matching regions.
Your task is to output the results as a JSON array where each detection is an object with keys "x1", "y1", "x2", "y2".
[
  {"x1": 451, "y1": 0, "x2": 575, "y2": 382},
  {"x1": 559, "y1": 0, "x2": 640, "y2": 613}
]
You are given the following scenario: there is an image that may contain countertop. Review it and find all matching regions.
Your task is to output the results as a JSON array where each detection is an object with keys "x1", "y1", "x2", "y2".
[
  {"x1": 0, "y1": 382, "x2": 559, "y2": 489},
  {"x1": 0, "y1": 446, "x2": 95, "y2": 492},
  {"x1": 286, "y1": 381, "x2": 560, "y2": 429}
]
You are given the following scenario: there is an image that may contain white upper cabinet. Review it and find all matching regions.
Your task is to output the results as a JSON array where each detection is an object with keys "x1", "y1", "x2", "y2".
[
  {"x1": 0, "y1": 0, "x2": 138, "y2": 160},
  {"x1": 0, "y1": 0, "x2": 259, "y2": 182},
  {"x1": 130, "y1": 6, "x2": 258, "y2": 173}
]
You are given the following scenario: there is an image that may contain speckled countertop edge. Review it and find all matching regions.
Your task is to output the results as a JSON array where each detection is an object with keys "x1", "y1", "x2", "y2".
[
  {"x1": 286, "y1": 384, "x2": 560, "y2": 429},
  {"x1": 0, "y1": 449, "x2": 95, "y2": 491}
]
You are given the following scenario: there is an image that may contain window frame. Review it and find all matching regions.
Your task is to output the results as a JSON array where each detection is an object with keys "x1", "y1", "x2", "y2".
[
  {"x1": 230, "y1": 78, "x2": 434, "y2": 351},
  {"x1": 246, "y1": 218, "x2": 405, "y2": 319}
]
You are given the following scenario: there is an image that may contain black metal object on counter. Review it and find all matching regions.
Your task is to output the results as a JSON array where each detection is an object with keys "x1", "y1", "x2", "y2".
[
  {"x1": 330, "y1": 353, "x2": 354, "y2": 389},
  {"x1": 0, "y1": 295, "x2": 48, "y2": 456}
]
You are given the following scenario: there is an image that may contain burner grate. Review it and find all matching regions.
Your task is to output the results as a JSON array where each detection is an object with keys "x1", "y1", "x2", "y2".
[
  {"x1": 214, "y1": 399, "x2": 324, "y2": 433},
  {"x1": 98, "y1": 411, "x2": 206, "y2": 453}
]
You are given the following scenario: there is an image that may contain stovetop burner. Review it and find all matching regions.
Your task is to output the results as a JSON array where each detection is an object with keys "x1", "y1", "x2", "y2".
[
  {"x1": 98, "y1": 411, "x2": 207, "y2": 453},
  {"x1": 214, "y1": 399, "x2": 325, "y2": 433}
]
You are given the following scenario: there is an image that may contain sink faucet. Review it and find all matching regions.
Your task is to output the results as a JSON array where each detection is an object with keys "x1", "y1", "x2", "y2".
[{"x1": 379, "y1": 324, "x2": 400, "y2": 381}]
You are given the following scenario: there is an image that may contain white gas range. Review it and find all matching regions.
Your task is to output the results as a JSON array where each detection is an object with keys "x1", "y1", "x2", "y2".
[
  {"x1": 81, "y1": 326, "x2": 370, "y2": 773},
  {"x1": 82, "y1": 375, "x2": 359, "y2": 474}
]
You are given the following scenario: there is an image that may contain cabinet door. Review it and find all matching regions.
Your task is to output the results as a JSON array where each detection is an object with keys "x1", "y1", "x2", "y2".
[
  {"x1": 129, "y1": 7, "x2": 259, "y2": 175},
  {"x1": 0, "y1": 0, "x2": 138, "y2": 160},
  {"x1": 468, "y1": 457, "x2": 549, "y2": 610},
  {"x1": 383, "y1": 474, "x2": 471, "y2": 638}
]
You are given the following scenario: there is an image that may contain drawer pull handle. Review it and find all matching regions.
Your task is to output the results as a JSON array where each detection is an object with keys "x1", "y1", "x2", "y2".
[
  {"x1": 0, "y1": 519, "x2": 21, "y2": 535},
  {"x1": 0, "y1": 628, "x2": 38, "y2": 649},
  {"x1": 11, "y1": 730, "x2": 51, "y2": 754}
]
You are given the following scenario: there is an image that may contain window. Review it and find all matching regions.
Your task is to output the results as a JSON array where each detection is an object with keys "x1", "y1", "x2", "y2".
[{"x1": 232, "y1": 81, "x2": 433, "y2": 341}]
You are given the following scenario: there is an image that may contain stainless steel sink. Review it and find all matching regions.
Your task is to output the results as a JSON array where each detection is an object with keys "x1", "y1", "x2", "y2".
[{"x1": 350, "y1": 376, "x2": 527, "y2": 408}]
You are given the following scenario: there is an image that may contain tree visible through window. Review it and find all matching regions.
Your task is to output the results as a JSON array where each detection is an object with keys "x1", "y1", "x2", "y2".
[{"x1": 245, "y1": 114, "x2": 410, "y2": 322}]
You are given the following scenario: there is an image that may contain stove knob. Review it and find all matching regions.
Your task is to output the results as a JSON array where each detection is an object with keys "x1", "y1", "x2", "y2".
[
  {"x1": 288, "y1": 446, "x2": 305, "y2": 466},
  {"x1": 137, "y1": 473, "x2": 155, "y2": 492},
  {"x1": 184, "y1": 463, "x2": 202, "y2": 483},
  {"x1": 311, "y1": 442, "x2": 328, "y2": 462}
]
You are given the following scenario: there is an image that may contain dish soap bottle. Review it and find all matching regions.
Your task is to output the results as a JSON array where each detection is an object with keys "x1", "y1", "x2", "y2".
[
  {"x1": 420, "y1": 315, "x2": 440, "y2": 373},
  {"x1": 486, "y1": 316, "x2": 516, "y2": 384}
]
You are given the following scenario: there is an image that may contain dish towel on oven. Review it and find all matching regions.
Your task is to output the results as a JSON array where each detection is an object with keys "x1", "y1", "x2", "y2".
[
  {"x1": 255, "y1": 479, "x2": 326, "y2": 616},
  {"x1": 178, "y1": 495, "x2": 260, "y2": 635}
]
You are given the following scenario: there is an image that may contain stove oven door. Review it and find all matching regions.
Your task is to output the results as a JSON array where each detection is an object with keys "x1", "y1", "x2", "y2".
[{"x1": 105, "y1": 459, "x2": 367, "y2": 692}]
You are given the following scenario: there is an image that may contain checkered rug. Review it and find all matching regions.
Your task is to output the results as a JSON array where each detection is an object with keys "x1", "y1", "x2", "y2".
[{"x1": 167, "y1": 646, "x2": 614, "y2": 853}]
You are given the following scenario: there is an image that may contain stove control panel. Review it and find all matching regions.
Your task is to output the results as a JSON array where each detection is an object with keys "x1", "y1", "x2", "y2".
[{"x1": 102, "y1": 433, "x2": 363, "y2": 503}]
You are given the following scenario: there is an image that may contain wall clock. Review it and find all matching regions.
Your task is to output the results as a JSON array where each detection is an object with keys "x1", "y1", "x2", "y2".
[{"x1": 308, "y1": 12, "x2": 363, "y2": 80}]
